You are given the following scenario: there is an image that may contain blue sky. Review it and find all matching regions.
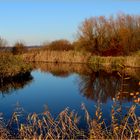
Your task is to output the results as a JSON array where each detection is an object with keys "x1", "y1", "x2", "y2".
[{"x1": 0, "y1": 0, "x2": 140, "y2": 45}]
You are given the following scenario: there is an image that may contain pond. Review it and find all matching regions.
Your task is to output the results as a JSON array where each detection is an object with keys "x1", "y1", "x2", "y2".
[{"x1": 0, "y1": 62, "x2": 140, "y2": 129}]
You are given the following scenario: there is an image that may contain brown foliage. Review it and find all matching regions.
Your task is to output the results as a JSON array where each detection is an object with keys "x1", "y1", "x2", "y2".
[
  {"x1": 43, "y1": 39, "x2": 74, "y2": 51},
  {"x1": 101, "y1": 48, "x2": 123, "y2": 56},
  {"x1": 76, "y1": 14, "x2": 140, "y2": 56}
]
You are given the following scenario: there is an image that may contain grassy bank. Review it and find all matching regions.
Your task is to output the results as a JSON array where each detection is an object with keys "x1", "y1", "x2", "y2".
[
  {"x1": 89, "y1": 55, "x2": 140, "y2": 70},
  {"x1": 0, "y1": 53, "x2": 32, "y2": 80},
  {"x1": 22, "y1": 50, "x2": 140, "y2": 68}
]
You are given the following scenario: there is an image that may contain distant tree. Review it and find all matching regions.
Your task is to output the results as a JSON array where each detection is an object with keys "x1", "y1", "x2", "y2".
[
  {"x1": 12, "y1": 41, "x2": 27, "y2": 55},
  {"x1": 43, "y1": 39, "x2": 74, "y2": 51},
  {"x1": 0, "y1": 37, "x2": 7, "y2": 47},
  {"x1": 0, "y1": 37, "x2": 8, "y2": 52}
]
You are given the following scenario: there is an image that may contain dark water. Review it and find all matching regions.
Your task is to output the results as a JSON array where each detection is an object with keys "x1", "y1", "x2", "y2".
[{"x1": 0, "y1": 63, "x2": 140, "y2": 128}]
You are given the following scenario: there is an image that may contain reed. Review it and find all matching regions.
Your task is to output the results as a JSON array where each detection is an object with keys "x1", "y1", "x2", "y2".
[
  {"x1": 22, "y1": 50, "x2": 91, "y2": 63},
  {"x1": 0, "y1": 101, "x2": 139, "y2": 139},
  {"x1": 22, "y1": 49, "x2": 140, "y2": 68}
]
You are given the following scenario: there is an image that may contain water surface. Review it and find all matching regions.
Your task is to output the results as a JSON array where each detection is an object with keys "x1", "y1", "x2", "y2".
[{"x1": 0, "y1": 63, "x2": 140, "y2": 128}]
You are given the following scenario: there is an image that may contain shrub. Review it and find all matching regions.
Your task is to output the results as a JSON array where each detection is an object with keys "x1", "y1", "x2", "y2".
[
  {"x1": 12, "y1": 42, "x2": 27, "y2": 55},
  {"x1": 43, "y1": 39, "x2": 74, "y2": 51}
]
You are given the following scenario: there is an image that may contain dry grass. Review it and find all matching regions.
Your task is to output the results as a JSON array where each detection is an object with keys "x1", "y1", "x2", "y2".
[
  {"x1": 0, "y1": 100, "x2": 139, "y2": 139},
  {"x1": 22, "y1": 50, "x2": 91, "y2": 63},
  {"x1": 89, "y1": 55, "x2": 140, "y2": 69},
  {"x1": 2, "y1": 104, "x2": 87, "y2": 139},
  {"x1": 125, "y1": 56, "x2": 140, "y2": 68},
  {"x1": 22, "y1": 49, "x2": 140, "y2": 68}
]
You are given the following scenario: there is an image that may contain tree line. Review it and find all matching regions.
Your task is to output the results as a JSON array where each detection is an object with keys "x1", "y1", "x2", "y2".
[
  {"x1": 0, "y1": 13, "x2": 140, "y2": 56},
  {"x1": 75, "y1": 13, "x2": 140, "y2": 55}
]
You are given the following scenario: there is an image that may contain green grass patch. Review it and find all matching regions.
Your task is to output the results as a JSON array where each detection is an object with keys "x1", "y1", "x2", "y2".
[{"x1": 89, "y1": 55, "x2": 140, "y2": 70}]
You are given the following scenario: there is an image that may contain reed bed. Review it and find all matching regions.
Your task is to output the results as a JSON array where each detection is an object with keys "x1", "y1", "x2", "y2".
[
  {"x1": 0, "y1": 100, "x2": 139, "y2": 139},
  {"x1": 22, "y1": 50, "x2": 91, "y2": 63},
  {"x1": 22, "y1": 50, "x2": 140, "y2": 68}
]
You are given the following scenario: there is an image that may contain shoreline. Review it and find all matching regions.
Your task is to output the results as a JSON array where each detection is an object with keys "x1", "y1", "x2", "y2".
[
  {"x1": 0, "y1": 53, "x2": 32, "y2": 81},
  {"x1": 0, "y1": 50, "x2": 139, "y2": 81},
  {"x1": 22, "y1": 50, "x2": 140, "y2": 68}
]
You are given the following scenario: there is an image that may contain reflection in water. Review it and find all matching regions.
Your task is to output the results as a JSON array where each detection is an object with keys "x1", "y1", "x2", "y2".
[
  {"x1": 32, "y1": 62, "x2": 92, "y2": 77},
  {"x1": 78, "y1": 70, "x2": 140, "y2": 102},
  {"x1": 79, "y1": 71, "x2": 120, "y2": 102},
  {"x1": 0, "y1": 62, "x2": 139, "y2": 132},
  {"x1": 1, "y1": 62, "x2": 139, "y2": 103},
  {"x1": 33, "y1": 62, "x2": 140, "y2": 103},
  {"x1": 0, "y1": 72, "x2": 33, "y2": 94}
]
